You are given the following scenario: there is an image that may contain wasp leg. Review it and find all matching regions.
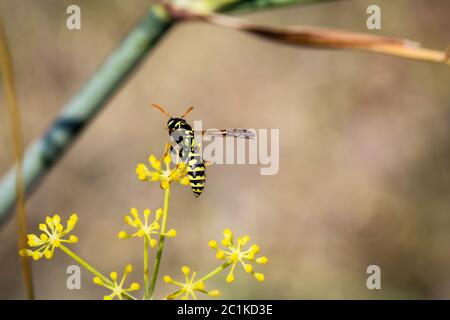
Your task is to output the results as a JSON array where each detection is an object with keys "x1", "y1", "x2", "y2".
[{"x1": 164, "y1": 143, "x2": 173, "y2": 156}]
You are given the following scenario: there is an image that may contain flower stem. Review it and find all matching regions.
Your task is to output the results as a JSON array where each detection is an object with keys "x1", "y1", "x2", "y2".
[
  {"x1": 196, "y1": 262, "x2": 232, "y2": 285},
  {"x1": 143, "y1": 236, "x2": 149, "y2": 299},
  {"x1": 59, "y1": 244, "x2": 137, "y2": 300},
  {"x1": 149, "y1": 185, "x2": 170, "y2": 299}
]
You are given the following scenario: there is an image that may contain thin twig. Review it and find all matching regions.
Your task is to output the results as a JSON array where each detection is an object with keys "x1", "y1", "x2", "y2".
[
  {"x1": 165, "y1": 2, "x2": 450, "y2": 65},
  {"x1": 0, "y1": 19, "x2": 34, "y2": 299}
]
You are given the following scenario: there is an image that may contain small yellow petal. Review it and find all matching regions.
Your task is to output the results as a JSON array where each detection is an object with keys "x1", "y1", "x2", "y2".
[
  {"x1": 182, "y1": 266, "x2": 190, "y2": 275},
  {"x1": 19, "y1": 249, "x2": 32, "y2": 257},
  {"x1": 150, "y1": 172, "x2": 160, "y2": 181},
  {"x1": 244, "y1": 264, "x2": 253, "y2": 273},
  {"x1": 32, "y1": 251, "x2": 42, "y2": 261},
  {"x1": 163, "y1": 275, "x2": 173, "y2": 283},
  {"x1": 93, "y1": 277, "x2": 103, "y2": 285},
  {"x1": 161, "y1": 180, "x2": 170, "y2": 190},
  {"x1": 223, "y1": 228, "x2": 233, "y2": 239},
  {"x1": 44, "y1": 250, "x2": 53, "y2": 259},
  {"x1": 52, "y1": 214, "x2": 61, "y2": 225},
  {"x1": 208, "y1": 290, "x2": 221, "y2": 297},
  {"x1": 150, "y1": 239, "x2": 157, "y2": 248},
  {"x1": 179, "y1": 176, "x2": 190, "y2": 186},
  {"x1": 68, "y1": 235, "x2": 78, "y2": 243},
  {"x1": 110, "y1": 272, "x2": 118, "y2": 282},
  {"x1": 136, "y1": 229, "x2": 145, "y2": 237},
  {"x1": 151, "y1": 160, "x2": 162, "y2": 171},
  {"x1": 216, "y1": 251, "x2": 225, "y2": 260},
  {"x1": 130, "y1": 208, "x2": 139, "y2": 218},
  {"x1": 129, "y1": 282, "x2": 140, "y2": 291},
  {"x1": 165, "y1": 229, "x2": 177, "y2": 237},
  {"x1": 143, "y1": 209, "x2": 151, "y2": 220},
  {"x1": 238, "y1": 235, "x2": 250, "y2": 246},
  {"x1": 250, "y1": 244, "x2": 260, "y2": 254},
  {"x1": 124, "y1": 215, "x2": 135, "y2": 227},
  {"x1": 118, "y1": 231, "x2": 130, "y2": 239},
  {"x1": 155, "y1": 208, "x2": 163, "y2": 220},
  {"x1": 226, "y1": 273, "x2": 234, "y2": 283},
  {"x1": 208, "y1": 240, "x2": 218, "y2": 249},
  {"x1": 254, "y1": 273, "x2": 265, "y2": 282},
  {"x1": 125, "y1": 264, "x2": 133, "y2": 274},
  {"x1": 221, "y1": 238, "x2": 231, "y2": 247},
  {"x1": 256, "y1": 256, "x2": 268, "y2": 264},
  {"x1": 163, "y1": 154, "x2": 171, "y2": 166}
]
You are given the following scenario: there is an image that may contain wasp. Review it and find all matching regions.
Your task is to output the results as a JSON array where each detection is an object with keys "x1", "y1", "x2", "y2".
[{"x1": 152, "y1": 104, "x2": 254, "y2": 197}]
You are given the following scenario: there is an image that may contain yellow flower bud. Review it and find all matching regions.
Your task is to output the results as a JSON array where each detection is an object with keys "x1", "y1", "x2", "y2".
[
  {"x1": 182, "y1": 266, "x2": 190, "y2": 275},
  {"x1": 163, "y1": 275, "x2": 173, "y2": 283},
  {"x1": 124, "y1": 264, "x2": 133, "y2": 274},
  {"x1": 244, "y1": 264, "x2": 253, "y2": 273},
  {"x1": 130, "y1": 208, "x2": 139, "y2": 218},
  {"x1": 216, "y1": 251, "x2": 225, "y2": 260},
  {"x1": 93, "y1": 277, "x2": 103, "y2": 285},
  {"x1": 254, "y1": 273, "x2": 265, "y2": 282},
  {"x1": 32, "y1": 251, "x2": 42, "y2": 261},
  {"x1": 256, "y1": 256, "x2": 268, "y2": 264},
  {"x1": 161, "y1": 180, "x2": 170, "y2": 190},
  {"x1": 223, "y1": 228, "x2": 233, "y2": 239},
  {"x1": 166, "y1": 229, "x2": 177, "y2": 237},
  {"x1": 129, "y1": 282, "x2": 140, "y2": 291},
  {"x1": 156, "y1": 208, "x2": 163, "y2": 220},
  {"x1": 118, "y1": 231, "x2": 129, "y2": 239},
  {"x1": 226, "y1": 273, "x2": 235, "y2": 283},
  {"x1": 194, "y1": 281, "x2": 205, "y2": 290},
  {"x1": 208, "y1": 290, "x2": 221, "y2": 297},
  {"x1": 208, "y1": 240, "x2": 218, "y2": 249},
  {"x1": 44, "y1": 250, "x2": 53, "y2": 259},
  {"x1": 150, "y1": 239, "x2": 157, "y2": 248},
  {"x1": 143, "y1": 209, "x2": 151, "y2": 219},
  {"x1": 52, "y1": 214, "x2": 61, "y2": 225},
  {"x1": 110, "y1": 272, "x2": 118, "y2": 282},
  {"x1": 250, "y1": 244, "x2": 260, "y2": 254},
  {"x1": 150, "y1": 172, "x2": 160, "y2": 181}
]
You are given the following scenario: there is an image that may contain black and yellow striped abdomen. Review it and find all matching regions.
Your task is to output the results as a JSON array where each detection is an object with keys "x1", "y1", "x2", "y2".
[
  {"x1": 187, "y1": 151, "x2": 206, "y2": 197},
  {"x1": 167, "y1": 117, "x2": 206, "y2": 197}
]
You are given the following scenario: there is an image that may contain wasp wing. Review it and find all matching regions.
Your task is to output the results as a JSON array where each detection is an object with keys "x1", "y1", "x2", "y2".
[{"x1": 199, "y1": 129, "x2": 255, "y2": 139}]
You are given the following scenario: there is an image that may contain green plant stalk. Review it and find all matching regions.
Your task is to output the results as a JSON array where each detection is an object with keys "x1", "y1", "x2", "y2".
[
  {"x1": 59, "y1": 244, "x2": 137, "y2": 300},
  {"x1": 220, "y1": 0, "x2": 343, "y2": 13},
  {"x1": 143, "y1": 236, "x2": 150, "y2": 299},
  {"x1": 0, "y1": 5, "x2": 174, "y2": 224},
  {"x1": 149, "y1": 186, "x2": 171, "y2": 299},
  {"x1": 196, "y1": 261, "x2": 233, "y2": 284}
]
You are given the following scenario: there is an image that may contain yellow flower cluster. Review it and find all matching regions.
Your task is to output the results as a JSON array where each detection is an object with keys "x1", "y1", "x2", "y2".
[
  {"x1": 118, "y1": 207, "x2": 176, "y2": 247},
  {"x1": 19, "y1": 214, "x2": 78, "y2": 260},
  {"x1": 209, "y1": 229, "x2": 268, "y2": 283},
  {"x1": 136, "y1": 151, "x2": 189, "y2": 190},
  {"x1": 93, "y1": 264, "x2": 140, "y2": 300},
  {"x1": 163, "y1": 266, "x2": 221, "y2": 300}
]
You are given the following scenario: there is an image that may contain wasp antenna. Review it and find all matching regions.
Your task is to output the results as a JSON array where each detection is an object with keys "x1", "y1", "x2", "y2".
[
  {"x1": 151, "y1": 103, "x2": 171, "y2": 117},
  {"x1": 181, "y1": 106, "x2": 194, "y2": 118}
]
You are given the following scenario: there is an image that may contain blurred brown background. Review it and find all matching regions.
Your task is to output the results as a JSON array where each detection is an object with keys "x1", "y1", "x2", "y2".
[{"x1": 0, "y1": 0, "x2": 449, "y2": 299}]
